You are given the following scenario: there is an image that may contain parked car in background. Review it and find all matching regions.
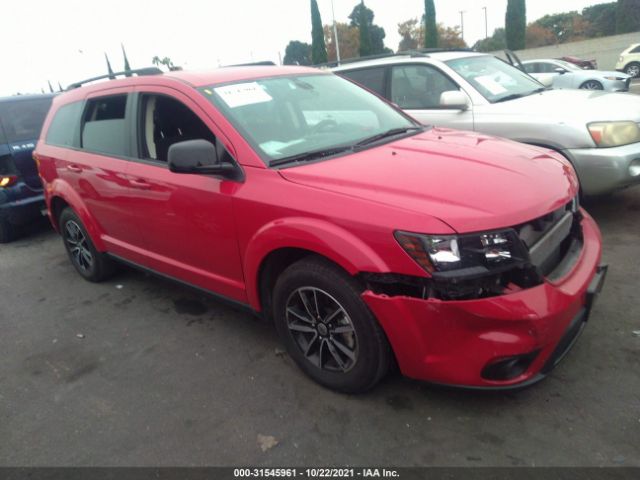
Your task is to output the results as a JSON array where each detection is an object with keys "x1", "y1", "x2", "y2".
[
  {"x1": 616, "y1": 43, "x2": 640, "y2": 78},
  {"x1": 559, "y1": 56, "x2": 597, "y2": 70},
  {"x1": 523, "y1": 59, "x2": 631, "y2": 91},
  {"x1": 35, "y1": 66, "x2": 605, "y2": 392},
  {"x1": 0, "y1": 94, "x2": 54, "y2": 242},
  {"x1": 333, "y1": 51, "x2": 640, "y2": 196}
]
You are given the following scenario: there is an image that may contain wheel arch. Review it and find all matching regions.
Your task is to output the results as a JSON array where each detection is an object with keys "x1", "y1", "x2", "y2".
[
  {"x1": 48, "y1": 180, "x2": 106, "y2": 251},
  {"x1": 244, "y1": 217, "x2": 390, "y2": 313}
]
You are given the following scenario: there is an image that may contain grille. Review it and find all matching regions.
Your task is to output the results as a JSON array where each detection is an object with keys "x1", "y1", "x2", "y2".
[{"x1": 516, "y1": 198, "x2": 582, "y2": 277}]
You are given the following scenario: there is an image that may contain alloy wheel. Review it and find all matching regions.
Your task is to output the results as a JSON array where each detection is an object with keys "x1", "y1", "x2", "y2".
[
  {"x1": 626, "y1": 65, "x2": 640, "y2": 77},
  {"x1": 581, "y1": 80, "x2": 603, "y2": 90},
  {"x1": 64, "y1": 220, "x2": 93, "y2": 272},
  {"x1": 285, "y1": 287, "x2": 358, "y2": 373}
]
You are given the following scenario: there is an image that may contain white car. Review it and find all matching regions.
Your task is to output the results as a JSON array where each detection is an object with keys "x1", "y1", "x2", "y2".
[
  {"x1": 616, "y1": 43, "x2": 640, "y2": 78},
  {"x1": 523, "y1": 59, "x2": 631, "y2": 92},
  {"x1": 333, "y1": 51, "x2": 640, "y2": 195}
]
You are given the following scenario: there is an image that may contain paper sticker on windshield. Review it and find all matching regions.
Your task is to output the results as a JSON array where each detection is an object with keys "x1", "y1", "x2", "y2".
[
  {"x1": 214, "y1": 82, "x2": 272, "y2": 108},
  {"x1": 475, "y1": 75, "x2": 508, "y2": 95}
]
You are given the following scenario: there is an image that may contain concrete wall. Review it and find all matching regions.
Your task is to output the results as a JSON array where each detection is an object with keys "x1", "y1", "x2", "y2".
[{"x1": 492, "y1": 32, "x2": 640, "y2": 70}]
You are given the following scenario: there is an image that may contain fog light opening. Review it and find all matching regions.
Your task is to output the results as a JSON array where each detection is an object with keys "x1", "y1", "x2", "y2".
[
  {"x1": 481, "y1": 350, "x2": 540, "y2": 381},
  {"x1": 629, "y1": 159, "x2": 640, "y2": 177}
]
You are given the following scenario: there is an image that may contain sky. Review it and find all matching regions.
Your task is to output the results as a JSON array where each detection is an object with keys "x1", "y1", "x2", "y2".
[{"x1": 1, "y1": 0, "x2": 609, "y2": 96}]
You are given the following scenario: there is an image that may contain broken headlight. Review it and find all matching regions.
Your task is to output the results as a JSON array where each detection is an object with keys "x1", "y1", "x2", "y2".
[{"x1": 395, "y1": 229, "x2": 529, "y2": 279}]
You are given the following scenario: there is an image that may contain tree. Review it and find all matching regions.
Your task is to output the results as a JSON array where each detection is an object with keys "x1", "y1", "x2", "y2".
[
  {"x1": 358, "y1": 1, "x2": 372, "y2": 56},
  {"x1": 505, "y1": 0, "x2": 526, "y2": 50},
  {"x1": 424, "y1": 0, "x2": 437, "y2": 48},
  {"x1": 438, "y1": 25, "x2": 466, "y2": 48},
  {"x1": 283, "y1": 40, "x2": 312, "y2": 65},
  {"x1": 310, "y1": 0, "x2": 327, "y2": 64},
  {"x1": 324, "y1": 23, "x2": 360, "y2": 62},
  {"x1": 533, "y1": 12, "x2": 586, "y2": 43},
  {"x1": 349, "y1": 1, "x2": 390, "y2": 56},
  {"x1": 398, "y1": 19, "x2": 420, "y2": 51},
  {"x1": 152, "y1": 56, "x2": 177, "y2": 70},
  {"x1": 525, "y1": 24, "x2": 556, "y2": 47},
  {"x1": 616, "y1": 0, "x2": 640, "y2": 34},
  {"x1": 397, "y1": 19, "x2": 466, "y2": 51},
  {"x1": 582, "y1": 2, "x2": 617, "y2": 37},
  {"x1": 473, "y1": 28, "x2": 506, "y2": 52}
]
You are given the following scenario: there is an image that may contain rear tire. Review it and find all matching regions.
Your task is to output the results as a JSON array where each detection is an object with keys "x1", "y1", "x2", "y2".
[
  {"x1": 58, "y1": 208, "x2": 115, "y2": 282},
  {"x1": 624, "y1": 62, "x2": 640, "y2": 78},
  {"x1": 0, "y1": 219, "x2": 15, "y2": 243},
  {"x1": 272, "y1": 256, "x2": 391, "y2": 393}
]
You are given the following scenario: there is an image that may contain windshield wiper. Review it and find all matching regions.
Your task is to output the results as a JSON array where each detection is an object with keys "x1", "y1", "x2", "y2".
[
  {"x1": 353, "y1": 126, "x2": 424, "y2": 149},
  {"x1": 269, "y1": 145, "x2": 353, "y2": 167}
]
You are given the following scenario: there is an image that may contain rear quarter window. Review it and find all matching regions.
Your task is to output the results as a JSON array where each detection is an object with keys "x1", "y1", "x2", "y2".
[
  {"x1": 339, "y1": 67, "x2": 387, "y2": 97},
  {"x1": 0, "y1": 97, "x2": 52, "y2": 143},
  {"x1": 81, "y1": 95, "x2": 128, "y2": 157},
  {"x1": 45, "y1": 101, "x2": 83, "y2": 147}
]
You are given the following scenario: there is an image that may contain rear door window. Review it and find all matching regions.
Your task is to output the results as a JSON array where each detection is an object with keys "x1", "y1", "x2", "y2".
[
  {"x1": 46, "y1": 101, "x2": 83, "y2": 147},
  {"x1": 390, "y1": 65, "x2": 459, "y2": 109},
  {"x1": 81, "y1": 95, "x2": 128, "y2": 156},
  {"x1": 0, "y1": 97, "x2": 52, "y2": 143},
  {"x1": 339, "y1": 67, "x2": 387, "y2": 97}
]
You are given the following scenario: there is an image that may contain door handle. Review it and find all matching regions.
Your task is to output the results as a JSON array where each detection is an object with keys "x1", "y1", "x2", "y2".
[
  {"x1": 129, "y1": 178, "x2": 151, "y2": 189},
  {"x1": 67, "y1": 164, "x2": 83, "y2": 173}
]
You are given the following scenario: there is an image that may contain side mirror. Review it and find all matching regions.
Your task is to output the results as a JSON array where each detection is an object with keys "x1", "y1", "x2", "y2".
[
  {"x1": 439, "y1": 91, "x2": 470, "y2": 110},
  {"x1": 554, "y1": 67, "x2": 567, "y2": 75},
  {"x1": 168, "y1": 139, "x2": 235, "y2": 176}
]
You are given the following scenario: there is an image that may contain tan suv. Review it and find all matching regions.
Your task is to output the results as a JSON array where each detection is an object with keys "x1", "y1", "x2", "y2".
[{"x1": 616, "y1": 43, "x2": 640, "y2": 78}]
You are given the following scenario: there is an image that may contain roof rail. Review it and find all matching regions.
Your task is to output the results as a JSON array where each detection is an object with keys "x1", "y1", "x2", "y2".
[
  {"x1": 67, "y1": 67, "x2": 163, "y2": 90},
  {"x1": 316, "y1": 47, "x2": 476, "y2": 68}
]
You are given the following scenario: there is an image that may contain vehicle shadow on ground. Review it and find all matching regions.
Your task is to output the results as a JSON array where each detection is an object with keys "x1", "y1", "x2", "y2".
[{"x1": 108, "y1": 263, "x2": 548, "y2": 409}]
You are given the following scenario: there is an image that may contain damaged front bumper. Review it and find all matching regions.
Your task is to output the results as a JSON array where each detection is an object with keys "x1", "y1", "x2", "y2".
[{"x1": 362, "y1": 212, "x2": 605, "y2": 389}]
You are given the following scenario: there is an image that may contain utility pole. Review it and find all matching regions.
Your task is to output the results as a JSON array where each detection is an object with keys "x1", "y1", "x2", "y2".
[
  {"x1": 331, "y1": 0, "x2": 341, "y2": 63},
  {"x1": 483, "y1": 6, "x2": 488, "y2": 39},
  {"x1": 459, "y1": 10, "x2": 466, "y2": 43}
]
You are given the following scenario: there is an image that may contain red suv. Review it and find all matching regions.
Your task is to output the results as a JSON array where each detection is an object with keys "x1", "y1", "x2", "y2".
[{"x1": 35, "y1": 66, "x2": 606, "y2": 392}]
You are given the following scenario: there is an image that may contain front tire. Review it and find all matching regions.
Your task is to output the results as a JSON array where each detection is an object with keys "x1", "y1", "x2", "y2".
[
  {"x1": 580, "y1": 80, "x2": 603, "y2": 90},
  {"x1": 59, "y1": 208, "x2": 115, "y2": 282},
  {"x1": 272, "y1": 257, "x2": 391, "y2": 393},
  {"x1": 624, "y1": 62, "x2": 640, "y2": 78}
]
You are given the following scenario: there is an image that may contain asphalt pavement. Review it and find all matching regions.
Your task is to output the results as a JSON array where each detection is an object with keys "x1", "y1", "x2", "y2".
[{"x1": 1, "y1": 184, "x2": 639, "y2": 467}]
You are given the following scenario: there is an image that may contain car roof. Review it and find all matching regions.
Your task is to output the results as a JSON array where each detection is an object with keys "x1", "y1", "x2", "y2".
[
  {"x1": 56, "y1": 66, "x2": 324, "y2": 104},
  {"x1": 0, "y1": 93, "x2": 56, "y2": 104},
  {"x1": 332, "y1": 51, "x2": 489, "y2": 71}
]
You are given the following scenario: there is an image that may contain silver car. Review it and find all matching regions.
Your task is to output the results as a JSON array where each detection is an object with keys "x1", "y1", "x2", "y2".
[
  {"x1": 523, "y1": 58, "x2": 631, "y2": 92},
  {"x1": 333, "y1": 51, "x2": 640, "y2": 195}
]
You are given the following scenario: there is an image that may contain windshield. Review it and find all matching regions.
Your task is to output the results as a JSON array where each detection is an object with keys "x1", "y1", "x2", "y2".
[
  {"x1": 200, "y1": 74, "x2": 417, "y2": 164},
  {"x1": 446, "y1": 56, "x2": 544, "y2": 103}
]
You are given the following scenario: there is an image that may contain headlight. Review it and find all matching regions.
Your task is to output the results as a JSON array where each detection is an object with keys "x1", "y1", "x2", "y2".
[
  {"x1": 603, "y1": 76, "x2": 625, "y2": 81},
  {"x1": 395, "y1": 229, "x2": 528, "y2": 278},
  {"x1": 588, "y1": 121, "x2": 640, "y2": 147}
]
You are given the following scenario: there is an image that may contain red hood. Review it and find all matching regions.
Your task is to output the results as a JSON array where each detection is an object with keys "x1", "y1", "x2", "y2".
[{"x1": 279, "y1": 128, "x2": 579, "y2": 233}]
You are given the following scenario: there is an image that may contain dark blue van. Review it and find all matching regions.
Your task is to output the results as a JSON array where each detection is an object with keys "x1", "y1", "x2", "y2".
[{"x1": 0, "y1": 94, "x2": 54, "y2": 242}]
